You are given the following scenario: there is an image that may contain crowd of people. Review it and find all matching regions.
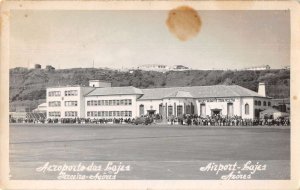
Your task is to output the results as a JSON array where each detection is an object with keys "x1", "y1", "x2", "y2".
[
  {"x1": 167, "y1": 113, "x2": 290, "y2": 126},
  {"x1": 10, "y1": 113, "x2": 290, "y2": 126}
]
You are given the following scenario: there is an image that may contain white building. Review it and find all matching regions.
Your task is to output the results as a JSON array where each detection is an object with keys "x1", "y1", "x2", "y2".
[
  {"x1": 136, "y1": 64, "x2": 191, "y2": 72},
  {"x1": 170, "y1": 65, "x2": 190, "y2": 71},
  {"x1": 46, "y1": 80, "x2": 272, "y2": 120},
  {"x1": 243, "y1": 65, "x2": 271, "y2": 71},
  {"x1": 138, "y1": 64, "x2": 170, "y2": 72}
]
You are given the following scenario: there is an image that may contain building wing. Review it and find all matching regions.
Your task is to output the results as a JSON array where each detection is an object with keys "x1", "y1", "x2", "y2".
[
  {"x1": 138, "y1": 85, "x2": 267, "y2": 100},
  {"x1": 86, "y1": 86, "x2": 143, "y2": 96}
]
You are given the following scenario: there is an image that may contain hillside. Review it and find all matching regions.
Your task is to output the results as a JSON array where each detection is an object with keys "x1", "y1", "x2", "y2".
[{"x1": 9, "y1": 67, "x2": 290, "y2": 111}]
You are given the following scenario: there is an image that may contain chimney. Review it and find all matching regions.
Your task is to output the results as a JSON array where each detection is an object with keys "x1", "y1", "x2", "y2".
[{"x1": 258, "y1": 82, "x2": 266, "y2": 97}]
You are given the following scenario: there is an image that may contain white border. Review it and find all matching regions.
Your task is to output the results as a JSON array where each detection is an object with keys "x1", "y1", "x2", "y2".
[{"x1": 1, "y1": 1, "x2": 300, "y2": 189}]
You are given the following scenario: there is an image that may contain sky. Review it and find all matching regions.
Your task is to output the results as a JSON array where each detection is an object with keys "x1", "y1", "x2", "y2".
[{"x1": 10, "y1": 10, "x2": 290, "y2": 70}]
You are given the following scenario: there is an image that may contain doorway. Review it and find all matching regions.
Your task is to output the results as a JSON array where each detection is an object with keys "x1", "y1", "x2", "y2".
[{"x1": 211, "y1": 109, "x2": 222, "y2": 116}]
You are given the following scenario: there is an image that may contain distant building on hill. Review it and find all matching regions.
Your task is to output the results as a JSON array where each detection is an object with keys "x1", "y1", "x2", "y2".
[
  {"x1": 138, "y1": 64, "x2": 169, "y2": 72},
  {"x1": 171, "y1": 65, "x2": 190, "y2": 71},
  {"x1": 34, "y1": 64, "x2": 41, "y2": 69},
  {"x1": 243, "y1": 65, "x2": 271, "y2": 71},
  {"x1": 136, "y1": 64, "x2": 190, "y2": 72},
  {"x1": 46, "y1": 65, "x2": 55, "y2": 71}
]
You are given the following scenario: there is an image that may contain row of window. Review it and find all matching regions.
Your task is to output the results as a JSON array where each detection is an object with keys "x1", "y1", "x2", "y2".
[
  {"x1": 49, "y1": 101, "x2": 61, "y2": 107},
  {"x1": 48, "y1": 91, "x2": 61, "y2": 97},
  {"x1": 65, "y1": 101, "x2": 78, "y2": 106},
  {"x1": 87, "y1": 99, "x2": 132, "y2": 106},
  {"x1": 87, "y1": 111, "x2": 132, "y2": 117},
  {"x1": 255, "y1": 100, "x2": 271, "y2": 106},
  {"x1": 65, "y1": 90, "x2": 78, "y2": 96},
  {"x1": 48, "y1": 112, "x2": 61, "y2": 117},
  {"x1": 48, "y1": 90, "x2": 78, "y2": 97},
  {"x1": 48, "y1": 111, "x2": 78, "y2": 117},
  {"x1": 48, "y1": 101, "x2": 78, "y2": 107},
  {"x1": 65, "y1": 111, "x2": 78, "y2": 117}
]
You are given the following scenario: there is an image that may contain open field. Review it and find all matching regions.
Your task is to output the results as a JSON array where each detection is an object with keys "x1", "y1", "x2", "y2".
[{"x1": 9, "y1": 124, "x2": 290, "y2": 180}]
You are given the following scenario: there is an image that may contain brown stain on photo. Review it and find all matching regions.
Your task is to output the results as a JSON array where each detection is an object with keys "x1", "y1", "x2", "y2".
[
  {"x1": 293, "y1": 95, "x2": 297, "y2": 101},
  {"x1": 166, "y1": 6, "x2": 202, "y2": 41}
]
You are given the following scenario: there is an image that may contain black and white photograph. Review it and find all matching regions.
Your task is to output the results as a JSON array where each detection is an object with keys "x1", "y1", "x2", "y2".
[{"x1": 1, "y1": 1, "x2": 299, "y2": 189}]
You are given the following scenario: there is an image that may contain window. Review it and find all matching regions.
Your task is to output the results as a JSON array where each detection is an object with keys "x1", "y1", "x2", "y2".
[
  {"x1": 93, "y1": 100, "x2": 98, "y2": 106},
  {"x1": 65, "y1": 90, "x2": 78, "y2": 96},
  {"x1": 49, "y1": 101, "x2": 61, "y2": 107},
  {"x1": 168, "y1": 105, "x2": 173, "y2": 116},
  {"x1": 268, "y1": 102, "x2": 271, "y2": 106},
  {"x1": 254, "y1": 109, "x2": 260, "y2": 118},
  {"x1": 159, "y1": 104, "x2": 163, "y2": 115},
  {"x1": 254, "y1": 100, "x2": 258, "y2": 106},
  {"x1": 258, "y1": 101, "x2": 261, "y2": 106},
  {"x1": 48, "y1": 91, "x2": 61, "y2": 97},
  {"x1": 65, "y1": 101, "x2": 78, "y2": 107},
  {"x1": 186, "y1": 105, "x2": 191, "y2": 115},
  {"x1": 200, "y1": 103, "x2": 206, "y2": 116},
  {"x1": 49, "y1": 112, "x2": 61, "y2": 117},
  {"x1": 139, "y1": 104, "x2": 144, "y2": 116},
  {"x1": 88, "y1": 111, "x2": 97, "y2": 117},
  {"x1": 98, "y1": 99, "x2": 133, "y2": 106},
  {"x1": 245, "y1": 103, "x2": 249, "y2": 115},
  {"x1": 87, "y1": 101, "x2": 91, "y2": 106},
  {"x1": 227, "y1": 103, "x2": 234, "y2": 117},
  {"x1": 177, "y1": 105, "x2": 183, "y2": 116},
  {"x1": 263, "y1": 101, "x2": 266, "y2": 106},
  {"x1": 65, "y1": 111, "x2": 77, "y2": 117},
  {"x1": 91, "y1": 110, "x2": 132, "y2": 118}
]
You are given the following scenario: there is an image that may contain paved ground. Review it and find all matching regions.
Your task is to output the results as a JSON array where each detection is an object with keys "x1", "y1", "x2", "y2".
[{"x1": 9, "y1": 124, "x2": 290, "y2": 180}]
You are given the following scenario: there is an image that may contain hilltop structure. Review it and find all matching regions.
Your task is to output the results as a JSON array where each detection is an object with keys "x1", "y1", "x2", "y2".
[
  {"x1": 243, "y1": 65, "x2": 271, "y2": 71},
  {"x1": 136, "y1": 64, "x2": 191, "y2": 72}
]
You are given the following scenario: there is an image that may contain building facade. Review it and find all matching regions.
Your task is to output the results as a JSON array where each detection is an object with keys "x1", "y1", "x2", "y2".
[{"x1": 46, "y1": 80, "x2": 272, "y2": 120}]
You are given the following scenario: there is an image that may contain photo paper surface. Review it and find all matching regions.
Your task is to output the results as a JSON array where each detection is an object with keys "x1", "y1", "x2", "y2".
[{"x1": 1, "y1": 1, "x2": 299, "y2": 189}]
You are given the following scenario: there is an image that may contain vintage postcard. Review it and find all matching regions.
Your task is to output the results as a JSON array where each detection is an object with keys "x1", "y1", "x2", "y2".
[{"x1": 0, "y1": 0, "x2": 300, "y2": 189}]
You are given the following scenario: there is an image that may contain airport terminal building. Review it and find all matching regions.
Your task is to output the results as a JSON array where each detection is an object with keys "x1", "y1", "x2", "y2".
[{"x1": 46, "y1": 80, "x2": 272, "y2": 120}]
